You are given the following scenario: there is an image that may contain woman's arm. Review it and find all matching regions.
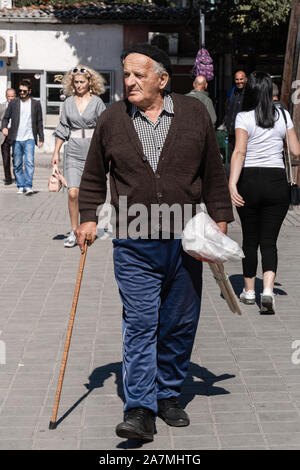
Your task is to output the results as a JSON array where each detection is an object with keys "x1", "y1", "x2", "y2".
[
  {"x1": 287, "y1": 127, "x2": 300, "y2": 158},
  {"x1": 229, "y1": 128, "x2": 248, "y2": 207},
  {"x1": 51, "y1": 100, "x2": 70, "y2": 167},
  {"x1": 51, "y1": 137, "x2": 65, "y2": 167}
]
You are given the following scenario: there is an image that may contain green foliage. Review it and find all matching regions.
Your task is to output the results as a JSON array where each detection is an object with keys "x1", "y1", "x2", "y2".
[
  {"x1": 13, "y1": 0, "x2": 156, "y2": 6},
  {"x1": 12, "y1": 0, "x2": 292, "y2": 35},
  {"x1": 204, "y1": 0, "x2": 292, "y2": 53},
  {"x1": 12, "y1": 0, "x2": 293, "y2": 25},
  {"x1": 231, "y1": 0, "x2": 292, "y2": 33}
]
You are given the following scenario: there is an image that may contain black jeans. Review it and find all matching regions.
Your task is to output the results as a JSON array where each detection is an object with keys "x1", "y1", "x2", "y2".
[
  {"x1": 1, "y1": 137, "x2": 12, "y2": 181},
  {"x1": 237, "y1": 167, "x2": 289, "y2": 278}
]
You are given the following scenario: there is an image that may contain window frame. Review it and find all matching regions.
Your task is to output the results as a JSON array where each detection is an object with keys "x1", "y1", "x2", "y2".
[
  {"x1": 96, "y1": 69, "x2": 114, "y2": 106},
  {"x1": 45, "y1": 71, "x2": 65, "y2": 126}
]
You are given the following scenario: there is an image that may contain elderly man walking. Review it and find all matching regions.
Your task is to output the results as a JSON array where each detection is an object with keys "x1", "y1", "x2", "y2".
[
  {"x1": 0, "y1": 88, "x2": 16, "y2": 185},
  {"x1": 185, "y1": 75, "x2": 217, "y2": 126},
  {"x1": 76, "y1": 44, "x2": 233, "y2": 442}
]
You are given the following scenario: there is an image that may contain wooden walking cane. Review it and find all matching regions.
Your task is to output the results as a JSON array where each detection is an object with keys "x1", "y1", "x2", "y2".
[{"x1": 49, "y1": 233, "x2": 92, "y2": 430}]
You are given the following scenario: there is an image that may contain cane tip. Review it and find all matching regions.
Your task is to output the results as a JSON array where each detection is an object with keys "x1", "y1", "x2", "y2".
[{"x1": 49, "y1": 421, "x2": 57, "y2": 430}]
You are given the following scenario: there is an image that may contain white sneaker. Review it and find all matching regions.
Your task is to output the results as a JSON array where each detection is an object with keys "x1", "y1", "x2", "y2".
[
  {"x1": 25, "y1": 187, "x2": 33, "y2": 196},
  {"x1": 64, "y1": 230, "x2": 77, "y2": 248},
  {"x1": 260, "y1": 291, "x2": 275, "y2": 314},
  {"x1": 239, "y1": 288, "x2": 256, "y2": 305},
  {"x1": 17, "y1": 187, "x2": 24, "y2": 194}
]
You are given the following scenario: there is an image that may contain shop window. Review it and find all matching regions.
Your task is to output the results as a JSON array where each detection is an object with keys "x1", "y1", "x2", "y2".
[
  {"x1": 46, "y1": 71, "x2": 64, "y2": 127},
  {"x1": 171, "y1": 74, "x2": 194, "y2": 95},
  {"x1": 98, "y1": 70, "x2": 114, "y2": 106}
]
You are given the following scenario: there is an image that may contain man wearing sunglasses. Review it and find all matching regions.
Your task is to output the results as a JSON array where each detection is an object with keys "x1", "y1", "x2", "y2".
[{"x1": 2, "y1": 79, "x2": 44, "y2": 194}]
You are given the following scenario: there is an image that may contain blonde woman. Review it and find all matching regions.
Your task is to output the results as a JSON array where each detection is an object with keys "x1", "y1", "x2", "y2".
[{"x1": 51, "y1": 65, "x2": 106, "y2": 247}]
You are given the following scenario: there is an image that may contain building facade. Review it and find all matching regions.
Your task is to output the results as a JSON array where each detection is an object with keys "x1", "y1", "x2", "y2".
[{"x1": 0, "y1": 3, "x2": 199, "y2": 150}]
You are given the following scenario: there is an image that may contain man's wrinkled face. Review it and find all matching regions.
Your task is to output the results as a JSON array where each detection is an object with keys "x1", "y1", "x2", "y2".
[
  {"x1": 6, "y1": 90, "x2": 16, "y2": 103},
  {"x1": 235, "y1": 72, "x2": 247, "y2": 89},
  {"x1": 123, "y1": 53, "x2": 168, "y2": 109}
]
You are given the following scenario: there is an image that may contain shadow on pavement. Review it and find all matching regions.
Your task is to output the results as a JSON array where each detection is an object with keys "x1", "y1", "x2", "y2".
[
  {"x1": 54, "y1": 362, "x2": 124, "y2": 428},
  {"x1": 52, "y1": 234, "x2": 68, "y2": 240},
  {"x1": 180, "y1": 363, "x2": 235, "y2": 406},
  {"x1": 54, "y1": 361, "x2": 235, "y2": 448}
]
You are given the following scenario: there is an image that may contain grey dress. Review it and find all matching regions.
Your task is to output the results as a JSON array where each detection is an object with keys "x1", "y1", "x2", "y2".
[{"x1": 54, "y1": 95, "x2": 106, "y2": 188}]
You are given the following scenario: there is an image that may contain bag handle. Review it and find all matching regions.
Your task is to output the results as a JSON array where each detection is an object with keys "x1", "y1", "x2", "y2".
[
  {"x1": 51, "y1": 164, "x2": 67, "y2": 187},
  {"x1": 279, "y1": 106, "x2": 295, "y2": 185},
  {"x1": 52, "y1": 164, "x2": 59, "y2": 176}
]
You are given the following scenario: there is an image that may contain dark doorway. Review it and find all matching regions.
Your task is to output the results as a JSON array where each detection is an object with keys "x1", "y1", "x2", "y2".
[{"x1": 10, "y1": 72, "x2": 41, "y2": 100}]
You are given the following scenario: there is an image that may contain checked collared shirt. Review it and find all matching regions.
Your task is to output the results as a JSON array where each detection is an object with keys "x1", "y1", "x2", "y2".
[{"x1": 131, "y1": 94, "x2": 174, "y2": 172}]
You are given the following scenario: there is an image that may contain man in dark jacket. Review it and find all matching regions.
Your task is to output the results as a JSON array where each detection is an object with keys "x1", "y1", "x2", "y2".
[
  {"x1": 2, "y1": 79, "x2": 44, "y2": 195},
  {"x1": 76, "y1": 44, "x2": 233, "y2": 443},
  {"x1": 225, "y1": 70, "x2": 247, "y2": 160},
  {"x1": 0, "y1": 88, "x2": 16, "y2": 185}
]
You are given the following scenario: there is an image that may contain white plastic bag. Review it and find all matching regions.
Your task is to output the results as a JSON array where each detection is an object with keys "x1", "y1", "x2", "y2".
[{"x1": 182, "y1": 211, "x2": 244, "y2": 263}]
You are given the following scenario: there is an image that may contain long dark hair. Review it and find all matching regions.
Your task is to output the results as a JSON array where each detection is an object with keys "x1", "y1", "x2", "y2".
[{"x1": 242, "y1": 71, "x2": 278, "y2": 129}]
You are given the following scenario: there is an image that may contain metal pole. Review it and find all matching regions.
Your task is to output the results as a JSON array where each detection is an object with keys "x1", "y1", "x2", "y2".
[{"x1": 199, "y1": 8, "x2": 205, "y2": 47}]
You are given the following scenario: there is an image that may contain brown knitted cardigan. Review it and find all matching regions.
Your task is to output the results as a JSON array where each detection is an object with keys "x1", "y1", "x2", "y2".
[{"x1": 79, "y1": 92, "x2": 233, "y2": 237}]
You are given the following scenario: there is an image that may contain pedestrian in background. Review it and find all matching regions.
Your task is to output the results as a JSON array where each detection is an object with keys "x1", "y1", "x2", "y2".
[
  {"x1": 2, "y1": 79, "x2": 44, "y2": 195},
  {"x1": 51, "y1": 65, "x2": 106, "y2": 248},
  {"x1": 185, "y1": 75, "x2": 217, "y2": 126},
  {"x1": 0, "y1": 88, "x2": 16, "y2": 185},
  {"x1": 225, "y1": 70, "x2": 247, "y2": 160},
  {"x1": 229, "y1": 71, "x2": 300, "y2": 314},
  {"x1": 272, "y1": 82, "x2": 286, "y2": 109}
]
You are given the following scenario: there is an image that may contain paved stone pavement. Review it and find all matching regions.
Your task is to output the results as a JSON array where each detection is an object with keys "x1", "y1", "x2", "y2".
[{"x1": 1, "y1": 157, "x2": 300, "y2": 450}]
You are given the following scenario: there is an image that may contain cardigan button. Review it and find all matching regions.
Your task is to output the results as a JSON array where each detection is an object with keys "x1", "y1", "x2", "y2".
[
  {"x1": 142, "y1": 156, "x2": 147, "y2": 162},
  {"x1": 155, "y1": 173, "x2": 161, "y2": 179}
]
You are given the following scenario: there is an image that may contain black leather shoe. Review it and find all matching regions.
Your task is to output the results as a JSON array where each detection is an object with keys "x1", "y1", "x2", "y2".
[
  {"x1": 116, "y1": 408, "x2": 154, "y2": 441},
  {"x1": 4, "y1": 179, "x2": 13, "y2": 186},
  {"x1": 158, "y1": 397, "x2": 190, "y2": 427}
]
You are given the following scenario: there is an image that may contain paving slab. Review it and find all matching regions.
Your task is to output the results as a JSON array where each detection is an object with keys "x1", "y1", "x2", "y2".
[{"x1": 1, "y1": 162, "x2": 300, "y2": 450}]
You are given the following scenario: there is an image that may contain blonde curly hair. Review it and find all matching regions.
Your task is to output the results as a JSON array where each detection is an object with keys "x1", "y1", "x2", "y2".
[{"x1": 62, "y1": 64, "x2": 106, "y2": 96}]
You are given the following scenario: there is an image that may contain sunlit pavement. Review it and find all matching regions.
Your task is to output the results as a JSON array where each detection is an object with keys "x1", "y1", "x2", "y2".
[{"x1": 1, "y1": 159, "x2": 300, "y2": 450}]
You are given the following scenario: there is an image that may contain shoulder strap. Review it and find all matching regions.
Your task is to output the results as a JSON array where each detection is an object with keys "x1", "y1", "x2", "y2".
[
  {"x1": 278, "y1": 105, "x2": 287, "y2": 124},
  {"x1": 279, "y1": 105, "x2": 294, "y2": 184}
]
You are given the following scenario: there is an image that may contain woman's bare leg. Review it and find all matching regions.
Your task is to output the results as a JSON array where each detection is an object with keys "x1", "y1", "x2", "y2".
[
  {"x1": 262, "y1": 270, "x2": 275, "y2": 293},
  {"x1": 68, "y1": 187, "x2": 79, "y2": 232},
  {"x1": 244, "y1": 276, "x2": 255, "y2": 292}
]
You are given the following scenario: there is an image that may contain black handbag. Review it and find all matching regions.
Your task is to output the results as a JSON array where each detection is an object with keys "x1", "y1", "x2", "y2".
[
  {"x1": 280, "y1": 106, "x2": 300, "y2": 206},
  {"x1": 290, "y1": 183, "x2": 300, "y2": 206}
]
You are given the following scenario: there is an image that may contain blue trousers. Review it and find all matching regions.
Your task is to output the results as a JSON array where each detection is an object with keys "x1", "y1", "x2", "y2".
[
  {"x1": 12, "y1": 139, "x2": 35, "y2": 189},
  {"x1": 113, "y1": 238, "x2": 202, "y2": 414}
]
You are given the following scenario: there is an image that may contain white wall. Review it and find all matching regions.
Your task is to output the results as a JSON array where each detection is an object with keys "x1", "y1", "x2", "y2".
[{"x1": 0, "y1": 23, "x2": 124, "y2": 151}]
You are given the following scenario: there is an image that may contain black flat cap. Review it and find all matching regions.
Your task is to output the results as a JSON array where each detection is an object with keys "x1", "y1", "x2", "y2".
[{"x1": 121, "y1": 43, "x2": 172, "y2": 77}]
